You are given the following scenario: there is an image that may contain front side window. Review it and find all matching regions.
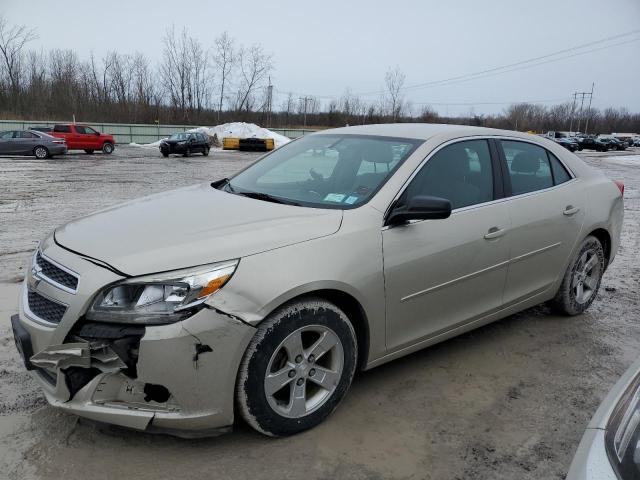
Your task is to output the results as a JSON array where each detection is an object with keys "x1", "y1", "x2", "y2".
[
  {"x1": 401, "y1": 140, "x2": 494, "y2": 210},
  {"x1": 501, "y1": 140, "x2": 553, "y2": 195},
  {"x1": 226, "y1": 134, "x2": 422, "y2": 208}
]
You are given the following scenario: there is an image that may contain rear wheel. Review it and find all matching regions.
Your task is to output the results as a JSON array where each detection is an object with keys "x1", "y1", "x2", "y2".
[
  {"x1": 550, "y1": 235, "x2": 605, "y2": 315},
  {"x1": 102, "y1": 142, "x2": 114, "y2": 154},
  {"x1": 34, "y1": 146, "x2": 49, "y2": 159},
  {"x1": 84, "y1": 149, "x2": 94, "y2": 154},
  {"x1": 236, "y1": 298, "x2": 357, "y2": 437}
]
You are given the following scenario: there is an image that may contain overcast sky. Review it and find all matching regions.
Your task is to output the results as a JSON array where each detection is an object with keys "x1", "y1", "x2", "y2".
[{"x1": 2, "y1": 0, "x2": 639, "y2": 116}]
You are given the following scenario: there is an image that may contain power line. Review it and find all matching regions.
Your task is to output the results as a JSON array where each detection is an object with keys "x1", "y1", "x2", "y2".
[{"x1": 274, "y1": 29, "x2": 640, "y2": 100}]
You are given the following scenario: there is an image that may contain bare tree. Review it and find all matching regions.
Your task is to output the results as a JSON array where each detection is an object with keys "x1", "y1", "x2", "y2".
[
  {"x1": 235, "y1": 44, "x2": 273, "y2": 112},
  {"x1": 213, "y1": 31, "x2": 235, "y2": 121},
  {"x1": 0, "y1": 15, "x2": 37, "y2": 109},
  {"x1": 384, "y1": 66, "x2": 406, "y2": 121}
]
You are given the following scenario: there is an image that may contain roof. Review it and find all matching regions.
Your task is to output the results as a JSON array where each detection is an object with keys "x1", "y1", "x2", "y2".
[{"x1": 316, "y1": 123, "x2": 536, "y2": 142}]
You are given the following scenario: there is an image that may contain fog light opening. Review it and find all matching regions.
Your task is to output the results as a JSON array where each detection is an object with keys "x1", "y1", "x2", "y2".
[{"x1": 143, "y1": 383, "x2": 171, "y2": 403}]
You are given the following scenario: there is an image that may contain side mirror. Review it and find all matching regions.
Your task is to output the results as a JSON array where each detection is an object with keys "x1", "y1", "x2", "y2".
[{"x1": 386, "y1": 195, "x2": 452, "y2": 226}]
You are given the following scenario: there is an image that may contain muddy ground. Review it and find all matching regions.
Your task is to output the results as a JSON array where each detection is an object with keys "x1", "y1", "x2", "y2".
[{"x1": 0, "y1": 146, "x2": 639, "y2": 480}]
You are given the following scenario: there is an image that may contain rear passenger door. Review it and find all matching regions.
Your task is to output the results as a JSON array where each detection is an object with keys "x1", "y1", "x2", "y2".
[
  {"x1": 53, "y1": 125, "x2": 73, "y2": 148},
  {"x1": 499, "y1": 140, "x2": 585, "y2": 306}
]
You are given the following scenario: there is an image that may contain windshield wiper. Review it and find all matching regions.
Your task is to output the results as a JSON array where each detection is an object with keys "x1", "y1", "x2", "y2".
[{"x1": 237, "y1": 191, "x2": 299, "y2": 206}]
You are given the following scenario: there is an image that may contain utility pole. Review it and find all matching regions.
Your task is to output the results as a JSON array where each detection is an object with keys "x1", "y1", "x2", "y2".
[
  {"x1": 584, "y1": 83, "x2": 595, "y2": 135},
  {"x1": 299, "y1": 96, "x2": 311, "y2": 128},
  {"x1": 569, "y1": 87, "x2": 594, "y2": 134},
  {"x1": 265, "y1": 76, "x2": 273, "y2": 127},
  {"x1": 569, "y1": 92, "x2": 577, "y2": 132}
]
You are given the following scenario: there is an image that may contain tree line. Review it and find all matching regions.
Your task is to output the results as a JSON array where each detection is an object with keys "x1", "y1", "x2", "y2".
[{"x1": 0, "y1": 15, "x2": 638, "y2": 134}]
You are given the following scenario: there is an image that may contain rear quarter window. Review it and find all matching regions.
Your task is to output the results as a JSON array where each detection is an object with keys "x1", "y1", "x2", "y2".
[
  {"x1": 53, "y1": 125, "x2": 71, "y2": 133},
  {"x1": 548, "y1": 153, "x2": 572, "y2": 185}
]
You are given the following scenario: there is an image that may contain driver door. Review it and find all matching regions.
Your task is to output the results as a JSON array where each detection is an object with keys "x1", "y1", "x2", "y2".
[{"x1": 382, "y1": 139, "x2": 510, "y2": 351}]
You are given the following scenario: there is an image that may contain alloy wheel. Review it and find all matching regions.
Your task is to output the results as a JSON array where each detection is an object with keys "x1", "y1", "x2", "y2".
[
  {"x1": 572, "y1": 248, "x2": 601, "y2": 304},
  {"x1": 264, "y1": 325, "x2": 344, "y2": 419},
  {"x1": 34, "y1": 147, "x2": 48, "y2": 159}
]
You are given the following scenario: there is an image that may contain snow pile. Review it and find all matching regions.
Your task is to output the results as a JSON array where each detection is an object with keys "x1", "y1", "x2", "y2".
[{"x1": 130, "y1": 122, "x2": 290, "y2": 149}]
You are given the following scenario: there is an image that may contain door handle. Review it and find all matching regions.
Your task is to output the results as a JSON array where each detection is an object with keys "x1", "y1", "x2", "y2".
[
  {"x1": 484, "y1": 227, "x2": 506, "y2": 240},
  {"x1": 563, "y1": 205, "x2": 580, "y2": 216}
]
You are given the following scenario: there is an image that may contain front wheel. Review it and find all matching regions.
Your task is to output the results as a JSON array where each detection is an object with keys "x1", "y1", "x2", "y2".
[
  {"x1": 203, "y1": 146, "x2": 210, "y2": 156},
  {"x1": 236, "y1": 298, "x2": 357, "y2": 437},
  {"x1": 550, "y1": 235, "x2": 605, "y2": 315},
  {"x1": 102, "y1": 142, "x2": 114, "y2": 154},
  {"x1": 34, "y1": 146, "x2": 49, "y2": 159}
]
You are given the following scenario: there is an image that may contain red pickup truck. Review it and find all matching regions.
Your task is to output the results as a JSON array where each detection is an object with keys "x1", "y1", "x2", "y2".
[{"x1": 51, "y1": 124, "x2": 115, "y2": 154}]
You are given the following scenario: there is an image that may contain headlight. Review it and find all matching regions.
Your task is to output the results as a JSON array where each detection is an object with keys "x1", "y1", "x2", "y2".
[
  {"x1": 605, "y1": 371, "x2": 640, "y2": 479},
  {"x1": 86, "y1": 260, "x2": 238, "y2": 325}
]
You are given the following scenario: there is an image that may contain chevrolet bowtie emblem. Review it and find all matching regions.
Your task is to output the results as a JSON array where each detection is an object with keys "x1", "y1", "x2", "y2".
[{"x1": 30, "y1": 263, "x2": 43, "y2": 289}]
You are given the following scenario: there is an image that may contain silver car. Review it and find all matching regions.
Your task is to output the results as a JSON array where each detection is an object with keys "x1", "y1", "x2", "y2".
[
  {"x1": 567, "y1": 357, "x2": 640, "y2": 480},
  {"x1": 11, "y1": 124, "x2": 624, "y2": 437},
  {"x1": 0, "y1": 129, "x2": 67, "y2": 158}
]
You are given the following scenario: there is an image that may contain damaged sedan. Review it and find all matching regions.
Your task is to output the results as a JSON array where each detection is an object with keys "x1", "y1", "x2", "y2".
[{"x1": 11, "y1": 124, "x2": 623, "y2": 437}]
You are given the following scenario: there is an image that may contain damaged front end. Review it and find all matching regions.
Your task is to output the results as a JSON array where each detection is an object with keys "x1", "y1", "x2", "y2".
[{"x1": 13, "y1": 239, "x2": 256, "y2": 437}]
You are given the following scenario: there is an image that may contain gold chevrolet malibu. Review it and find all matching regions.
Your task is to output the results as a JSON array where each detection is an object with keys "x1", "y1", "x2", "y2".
[{"x1": 11, "y1": 124, "x2": 624, "y2": 437}]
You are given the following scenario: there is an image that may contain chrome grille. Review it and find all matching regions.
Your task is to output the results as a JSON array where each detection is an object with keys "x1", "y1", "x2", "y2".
[
  {"x1": 27, "y1": 290, "x2": 67, "y2": 324},
  {"x1": 36, "y1": 251, "x2": 78, "y2": 291}
]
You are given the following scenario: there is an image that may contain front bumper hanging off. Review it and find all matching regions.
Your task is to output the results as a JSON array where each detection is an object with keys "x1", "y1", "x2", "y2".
[{"x1": 12, "y1": 305, "x2": 256, "y2": 437}]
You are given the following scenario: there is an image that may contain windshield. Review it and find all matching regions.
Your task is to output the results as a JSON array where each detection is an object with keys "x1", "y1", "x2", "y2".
[
  {"x1": 225, "y1": 134, "x2": 422, "y2": 208},
  {"x1": 168, "y1": 133, "x2": 190, "y2": 141}
]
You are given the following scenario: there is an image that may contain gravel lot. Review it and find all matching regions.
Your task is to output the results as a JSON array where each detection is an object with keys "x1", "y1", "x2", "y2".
[{"x1": 1, "y1": 145, "x2": 639, "y2": 480}]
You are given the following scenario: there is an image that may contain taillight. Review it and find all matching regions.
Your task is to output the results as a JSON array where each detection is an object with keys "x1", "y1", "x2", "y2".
[
  {"x1": 52, "y1": 140, "x2": 65, "y2": 144},
  {"x1": 614, "y1": 180, "x2": 624, "y2": 196}
]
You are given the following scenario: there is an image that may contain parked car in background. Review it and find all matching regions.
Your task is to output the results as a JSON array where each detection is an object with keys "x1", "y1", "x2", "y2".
[
  {"x1": 598, "y1": 136, "x2": 627, "y2": 151},
  {"x1": 567, "y1": 356, "x2": 640, "y2": 479},
  {"x1": 554, "y1": 137, "x2": 579, "y2": 152},
  {"x1": 580, "y1": 136, "x2": 610, "y2": 152},
  {"x1": 0, "y1": 129, "x2": 67, "y2": 158},
  {"x1": 160, "y1": 132, "x2": 210, "y2": 157},
  {"x1": 634, "y1": 138, "x2": 640, "y2": 147},
  {"x1": 11, "y1": 124, "x2": 624, "y2": 437},
  {"x1": 50, "y1": 124, "x2": 115, "y2": 154}
]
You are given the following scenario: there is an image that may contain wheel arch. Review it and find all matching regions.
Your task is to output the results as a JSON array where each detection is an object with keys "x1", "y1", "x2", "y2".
[
  {"x1": 587, "y1": 227, "x2": 612, "y2": 267},
  {"x1": 256, "y1": 288, "x2": 370, "y2": 372}
]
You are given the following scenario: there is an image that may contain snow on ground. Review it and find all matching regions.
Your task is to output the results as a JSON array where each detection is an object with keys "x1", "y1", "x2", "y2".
[{"x1": 129, "y1": 122, "x2": 291, "y2": 149}]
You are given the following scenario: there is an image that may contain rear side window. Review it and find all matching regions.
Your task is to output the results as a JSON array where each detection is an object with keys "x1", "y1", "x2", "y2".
[
  {"x1": 548, "y1": 153, "x2": 572, "y2": 184},
  {"x1": 501, "y1": 141, "x2": 553, "y2": 195},
  {"x1": 53, "y1": 125, "x2": 71, "y2": 133},
  {"x1": 18, "y1": 131, "x2": 38, "y2": 138},
  {"x1": 403, "y1": 139, "x2": 494, "y2": 210}
]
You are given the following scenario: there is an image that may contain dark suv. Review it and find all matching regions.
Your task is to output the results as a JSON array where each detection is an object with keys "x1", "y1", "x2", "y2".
[{"x1": 160, "y1": 132, "x2": 210, "y2": 157}]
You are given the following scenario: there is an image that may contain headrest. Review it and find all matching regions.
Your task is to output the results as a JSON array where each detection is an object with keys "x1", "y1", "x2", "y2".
[
  {"x1": 511, "y1": 152, "x2": 540, "y2": 174},
  {"x1": 361, "y1": 141, "x2": 395, "y2": 164}
]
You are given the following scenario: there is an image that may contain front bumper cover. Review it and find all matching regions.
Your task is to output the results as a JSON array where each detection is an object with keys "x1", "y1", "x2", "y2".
[{"x1": 14, "y1": 283, "x2": 256, "y2": 436}]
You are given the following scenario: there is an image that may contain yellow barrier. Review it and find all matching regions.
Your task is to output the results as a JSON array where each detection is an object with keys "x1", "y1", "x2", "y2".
[{"x1": 222, "y1": 137, "x2": 240, "y2": 150}]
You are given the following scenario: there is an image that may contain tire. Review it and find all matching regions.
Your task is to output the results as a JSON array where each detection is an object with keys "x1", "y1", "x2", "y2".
[
  {"x1": 84, "y1": 149, "x2": 94, "y2": 154},
  {"x1": 34, "y1": 146, "x2": 49, "y2": 159},
  {"x1": 550, "y1": 235, "x2": 605, "y2": 315},
  {"x1": 236, "y1": 298, "x2": 357, "y2": 437},
  {"x1": 183, "y1": 148, "x2": 191, "y2": 157},
  {"x1": 102, "y1": 142, "x2": 114, "y2": 154},
  {"x1": 203, "y1": 146, "x2": 210, "y2": 156},
  {"x1": 162, "y1": 152, "x2": 169, "y2": 158}
]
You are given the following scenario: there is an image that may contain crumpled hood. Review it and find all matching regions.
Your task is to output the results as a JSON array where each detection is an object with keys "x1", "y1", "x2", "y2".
[{"x1": 55, "y1": 183, "x2": 343, "y2": 276}]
